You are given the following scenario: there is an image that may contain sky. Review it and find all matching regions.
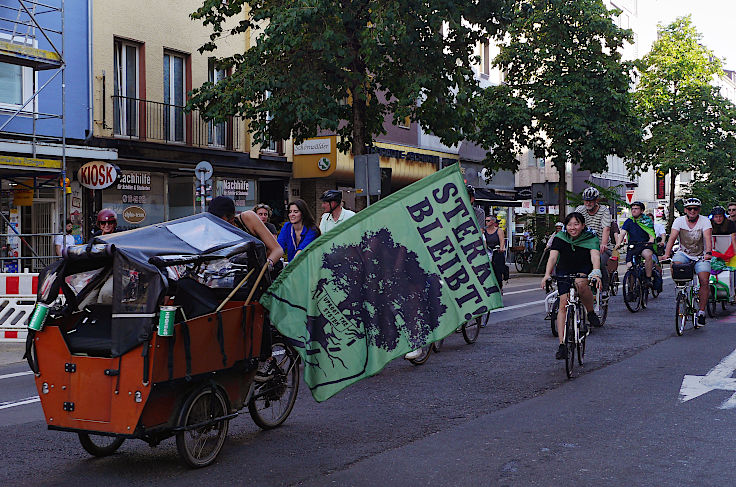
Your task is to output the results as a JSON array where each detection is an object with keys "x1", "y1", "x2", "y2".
[{"x1": 637, "y1": 0, "x2": 736, "y2": 68}]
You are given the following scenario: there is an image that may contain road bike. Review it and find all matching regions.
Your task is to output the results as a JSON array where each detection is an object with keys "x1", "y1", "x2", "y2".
[
  {"x1": 406, "y1": 314, "x2": 483, "y2": 365},
  {"x1": 622, "y1": 243, "x2": 660, "y2": 313},
  {"x1": 673, "y1": 262, "x2": 702, "y2": 336},
  {"x1": 554, "y1": 274, "x2": 596, "y2": 378}
]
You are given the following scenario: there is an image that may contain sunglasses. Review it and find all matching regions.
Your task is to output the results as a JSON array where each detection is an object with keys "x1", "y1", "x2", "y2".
[
  {"x1": 100, "y1": 221, "x2": 115, "y2": 225},
  {"x1": 729, "y1": 208, "x2": 736, "y2": 212},
  {"x1": 685, "y1": 207, "x2": 700, "y2": 211}
]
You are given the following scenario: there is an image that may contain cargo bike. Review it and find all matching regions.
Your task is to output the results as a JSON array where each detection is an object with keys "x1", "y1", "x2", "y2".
[{"x1": 23, "y1": 213, "x2": 300, "y2": 468}]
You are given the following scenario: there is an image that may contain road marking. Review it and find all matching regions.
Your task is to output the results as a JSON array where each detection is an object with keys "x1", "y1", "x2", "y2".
[
  {"x1": 503, "y1": 288, "x2": 544, "y2": 296},
  {"x1": 680, "y1": 348, "x2": 736, "y2": 409},
  {"x1": 490, "y1": 299, "x2": 546, "y2": 313},
  {"x1": 0, "y1": 371, "x2": 33, "y2": 381},
  {"x1": 0, "y1": 396, "x2": 40, "y2": 410}
]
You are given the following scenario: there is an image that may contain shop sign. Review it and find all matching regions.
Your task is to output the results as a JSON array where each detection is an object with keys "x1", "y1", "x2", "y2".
[
  {"x1": 294, "y1": 138, "x2": 331, "y2": 155},
  {"x1": 219, "y1": 179, "x2": 250, "y2": 207},
  {"x1": 123, "y1": 206, "x2": 146, "y2": 224},
  {"x1": 656, "y1": 170, "x2": 666, "y2": 200},
  {"x1": 77, "y1": 161, "x2": 120, "y2": 190},
  {"x1": 318, "y1": 157, "x2": 331, "y2": 171}
]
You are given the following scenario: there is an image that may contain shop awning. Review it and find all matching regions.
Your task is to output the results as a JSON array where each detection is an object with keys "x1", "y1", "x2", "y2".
[{"x1": 474, "y1": 187, "x2": 522, "y2": 207}]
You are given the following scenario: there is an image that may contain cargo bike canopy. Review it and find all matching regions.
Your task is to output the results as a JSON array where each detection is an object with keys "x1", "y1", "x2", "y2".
[{"x1": 36, "y1": 212, "x2": 268, "y2": 357}]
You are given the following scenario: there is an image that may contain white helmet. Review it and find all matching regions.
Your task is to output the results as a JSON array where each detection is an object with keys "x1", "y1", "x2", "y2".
[
  {"x1": 582, "y1": 187, "x2": 600, "y2": 201},
  {"x1": 683, "y1": 197, "x2": 701, "y2": 208}
]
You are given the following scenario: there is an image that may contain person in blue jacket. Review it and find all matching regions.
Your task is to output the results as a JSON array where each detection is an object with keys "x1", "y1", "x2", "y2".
[{"x1": 277, "y1": 199, "x2": 321, "y2": 261}]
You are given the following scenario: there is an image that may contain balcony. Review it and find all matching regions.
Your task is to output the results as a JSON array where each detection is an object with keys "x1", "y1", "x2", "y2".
[{"x1": 110, "y1": 96, "x2": 242, "y2": 151}]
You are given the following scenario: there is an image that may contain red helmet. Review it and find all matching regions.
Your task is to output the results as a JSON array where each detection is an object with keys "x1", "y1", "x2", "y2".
[{"x1": 97, "y1": 208, "x2": 117, "y2": 223}]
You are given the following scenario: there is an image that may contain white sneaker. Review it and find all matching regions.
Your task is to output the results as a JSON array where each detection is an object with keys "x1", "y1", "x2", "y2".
[{"x1": 404, "y1": 349, "x2": 422, "y2": 360}]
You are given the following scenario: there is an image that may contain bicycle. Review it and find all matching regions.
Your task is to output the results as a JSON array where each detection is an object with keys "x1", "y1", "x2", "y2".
[
  {"x1": 553, "y1": 274, "x2": 597, "y2": 378},
  {"x1": 548, "y1": 275, "x2": 606, "y2": 337},
  {"x1": 407, "y1": 313, "x2": 483, "y2": 365},
  {"x1": 512, "y1": 239, "x2": 534, "y2": 272},
  {"x1": 673, "y1": 262, "x2": 702, "y2": 336},
  {"x1": 622, "y1": 243, "x2": 660, "y2": 313}
]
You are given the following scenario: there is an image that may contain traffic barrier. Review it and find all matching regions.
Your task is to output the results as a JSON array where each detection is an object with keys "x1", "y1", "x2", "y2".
[{"x1": 0, "y1": 272, "x2": 39, "y2": 342}]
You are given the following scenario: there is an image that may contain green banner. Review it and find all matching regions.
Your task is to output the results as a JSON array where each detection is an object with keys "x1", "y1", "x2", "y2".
[{"x1": 261, "y1": 165, "x2": 503, "y2": 401}]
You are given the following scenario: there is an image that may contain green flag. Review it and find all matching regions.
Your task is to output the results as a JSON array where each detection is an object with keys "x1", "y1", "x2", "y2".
[{"x1": 261, "y1": 165, "x2": 503, "y2": 402}]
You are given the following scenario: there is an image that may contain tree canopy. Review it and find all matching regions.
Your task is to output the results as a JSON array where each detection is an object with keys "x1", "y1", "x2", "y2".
[
  {"x1": 188, "y1": 0, "x2": 513, "y2": 155},
  {"x1": 470, "y1": 0, "x2": 640, "y2": 213},
  {"x1": 632, "y1": 15, "x2": 736, "y2": 228}
]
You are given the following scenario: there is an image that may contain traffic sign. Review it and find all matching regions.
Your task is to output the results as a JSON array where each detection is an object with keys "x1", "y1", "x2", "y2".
[
  {"x1": 626, "y1": 190, "x2": 635, "y2": 204},
  {"x1": 538, "y1": 206, "x2": 546, "y2": 214}
]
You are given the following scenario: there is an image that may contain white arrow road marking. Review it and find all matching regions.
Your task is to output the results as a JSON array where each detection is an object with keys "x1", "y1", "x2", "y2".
[
  {"x1": 0, "y1": 396, "x2": 40, "y2": 410},
  {"x1": 680, "y1": 348, "x2": 736, "y2": 408}
]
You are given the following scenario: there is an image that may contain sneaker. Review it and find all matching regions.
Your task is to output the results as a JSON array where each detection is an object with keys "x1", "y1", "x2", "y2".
[
  {"x1": 588, "y1": 311, "x2": 601, "y2": 328},
  {"x1": 600, "y1": 291, "x2": 609, "y2": 305},
  {"x1": 697, "y1": 311, "x2": 706, "y2": 326},
  {"x1": 404, "y1": 349, "x2": 423, "y2": 360},
  {"x1": 254, "y1": 358, "x2": 278, "y2": 383},
  {"x1": 556, "y1": 343, "x2": 568, "y2": 360}
]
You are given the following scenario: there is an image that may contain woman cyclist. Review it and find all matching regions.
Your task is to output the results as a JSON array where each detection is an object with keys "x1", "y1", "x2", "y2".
[{"x1": 540, "y1": 212, "x2": 602, "y2": 360}]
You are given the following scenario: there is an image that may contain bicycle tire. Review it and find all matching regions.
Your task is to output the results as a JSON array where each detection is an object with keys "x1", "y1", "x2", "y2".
[
  {"x1": 514, "y1": 253, "x2": 525, "y2": 272},
  {"x1": 577, "y1": 305, "x2": 586, "y2": 366},
  {"x1": 176, "y1": 386, "x2": 229, "y2": 468},
  {"x1": 408, "y1": 345, "x2": 432, "y2": 365},
  {"x1": 550, "y1": 296, "x2": 560, "y2": 337},
  {"x1": 609, "y1": 271, "x2": 619, "y2": 296},
  {"x1": 641, "y1": 277, "x2": 649, "y2": 309},
  {"x1": 78, "y1": 433, "x2": 125, "y2": 457},
  {"x1": 564, "y1": 307, "x2": 575, "y2": 379},
  {"x1": 693, "y1": 292, "x2": 701, "y2": 329},
  {"x1": 622, "y1": 269, "x2": 641, "y2": 313},
  {"x1": 675, "y1": 291, "x2": 687, "y2": 336},
  {"x1": 248, "y1": 342, "x2": 300, "y2": 430},
  {"x1": 597, "y1": 295, "x2": 608, "y2": 327},
  {"x1": 707, "y1": 285, "x2": 717, "y2": 318},
  {"x1": 432, "y1": 339, "x2": 444, "y2": 353},
  {"x1": 462, "y1": 317, "x2": 481, "y2": 344}
]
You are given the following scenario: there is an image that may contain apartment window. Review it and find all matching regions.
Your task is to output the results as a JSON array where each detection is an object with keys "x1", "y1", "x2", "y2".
[
  {"x1": 208, "y1": 65, "x2": 226, "y2": 147},
  {"x1": 163, "y1": 51, "x2": 187, "y2": 142},
  {"x1": 0, "y1": 35, "x2": 34, "y2": 111},
  {"x1": 113, "y1": 39, "x2": 139, "y2": 137},
  {"x1": 481, "y1": 41, "x2": 490, "y2": 78},
  {"x1": 263, "y1": 91, "x2": 278, "y2": 153},
  {"x1": 397, "y1": 115, "x2": 410, "y2": 129}
]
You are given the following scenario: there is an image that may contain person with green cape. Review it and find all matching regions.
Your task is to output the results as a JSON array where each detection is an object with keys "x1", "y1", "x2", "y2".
[
  {"x1": 614, "y1": 201, "x2": 660, "y2": 292},
  {"x1": 540, "y1": 212, "x2": 602, "y2": 360}
]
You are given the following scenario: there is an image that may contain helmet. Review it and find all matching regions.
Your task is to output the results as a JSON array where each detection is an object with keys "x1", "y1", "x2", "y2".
[
  {"x1": 466, "y1": 185, "x2": 475, "y2": 197},
  {"x1": 555, "y1": 221, "x2": 564, "y2": 228},
  {"x1": 96, "y1": 208, "x2": 117, "y2": 223},
  {"x1": 711, "y1": 205, "x2": 726, "y2": 216},
  {"x1": 581, "y1": 187, "x2": 600, "y2": 201},
  {"x1": 683, "y1": 197, "x2": 702, "y2": 208},
  {"x1": 320, "y1": 190, "x2": 342, "y2": 203},
  {"x1": 630, "y1": 201, "x2": 645, "y2": 210}
]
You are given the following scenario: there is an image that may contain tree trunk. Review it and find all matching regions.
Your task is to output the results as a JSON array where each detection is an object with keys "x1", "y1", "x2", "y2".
[
  {"x1": 557, "y1": 162, "x2": 567, "y2": 218},
  {"x1": 667, "y1": 167, "x2": 677, "y2": 234},
  {"x1": 351, "y1": 82, "x2": 367, "y2": 157}
]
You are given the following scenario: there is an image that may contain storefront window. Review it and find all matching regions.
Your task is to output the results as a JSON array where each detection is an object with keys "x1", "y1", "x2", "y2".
[
  {"x1": 168, "y1": 176, "x2": 195, "y2": 220},
  {"x1": 215, "y1": 178, "x2": 256, "y2": 213},
  {"x1": 102, "y1": 170, "x2": 165, "y2": 231}
]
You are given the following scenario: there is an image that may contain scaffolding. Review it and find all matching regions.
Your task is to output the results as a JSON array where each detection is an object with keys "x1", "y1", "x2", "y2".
[{"x1": 0, "y1": 0, "x2": 66, "y2": 272}]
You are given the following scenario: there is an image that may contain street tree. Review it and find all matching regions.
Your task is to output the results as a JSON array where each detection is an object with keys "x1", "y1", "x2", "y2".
[
  {"x1": 188, "y1": 0, "x2": 512, "y2": 156},
  {"x1": 470, "y1": 0, "x2": 640, "y2": 214},
  {"x1": 632, "y1": 16, "x2": 734, "y2": 230}
]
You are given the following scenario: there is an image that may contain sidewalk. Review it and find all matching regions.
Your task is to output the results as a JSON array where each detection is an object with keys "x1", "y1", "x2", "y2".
[{"x1": 0, "y1": 342, "x2": 25, "y2": 367}]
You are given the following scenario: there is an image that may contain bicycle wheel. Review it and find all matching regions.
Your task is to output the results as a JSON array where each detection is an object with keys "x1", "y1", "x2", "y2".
[
  {"x1": 609, "y1": 271, "x2": 619, "y2": 296},
  {"x1": 622, "y1": 269, "x2": 641, "y2": 312},
  {"x1": 641, "y1": 277, "x2": 649, "y2": 309},
  {"x1": 78, "y1": 433, "x2": 125, "y2": 457},
  {"x1": 564, "y1": 308, "x2": 576, "y2": 379},
  {"x1": 707, "y1": 285, "x2": 717, "y2": 318},
  {"x1": 576, "y1": 305, "x2": 586, "y2": 366},
  {"x1": 432, "y1": 339, "x2": 444, "y2": 352},
  {"x1": 462, "y1": 317, "x2": 481, "y2": 344},
  {"x1": 550, "y1": 296, "x2": 560, "y2": 337},
  {"x1": 514, "y1": 252, "x2": 525, "y2": 272},
  {"x1": 176, "y1": 386, "x2": 229, "y2": 468},
  {"x1": 248, "y1": 342, "x2": 300, "y2": 430},
  {"x1": 597, "y1": 294, "x2": 608, "y2": 327},
  {"x1": 692, "y1": 292, "x2": 701, "y2": 329},
  {"x1": 675, "y1": 291, "x2": 688, "y2": 336},
  {"x1": 407, "y1": 345, "x2": 432, "y2": 365}
]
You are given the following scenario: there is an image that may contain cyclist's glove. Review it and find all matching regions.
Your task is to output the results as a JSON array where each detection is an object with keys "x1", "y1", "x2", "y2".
[{"x1": 588, "y1": 269, "x2": 602, "y2": 280}]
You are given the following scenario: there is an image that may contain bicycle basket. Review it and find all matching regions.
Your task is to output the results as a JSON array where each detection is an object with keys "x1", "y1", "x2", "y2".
[{"x1": 672, "y1": 261, "x2": 695, "y2": 282}]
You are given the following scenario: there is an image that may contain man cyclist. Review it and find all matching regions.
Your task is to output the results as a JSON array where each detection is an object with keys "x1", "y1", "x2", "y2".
[
  {"x1": 663, "y1": 197, "x2": 713, "y2": 326},
  {"x1": 575, "y1": 187, "x2": 612, "y2": 299},
  {"x1": 615, "y1": 201, "x2": 660, "y2": 291},
  {"x1": 728, "y1": 202, "x2": 736, "y2": 223}
]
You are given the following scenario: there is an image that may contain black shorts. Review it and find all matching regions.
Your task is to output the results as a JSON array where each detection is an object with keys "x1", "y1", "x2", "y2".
[
  {"x1": 554, "y1": 271, "x2": 590, "y2": 295},
  {"x1": 625, "y1": 242, "x2": 653, "y2": 264}
]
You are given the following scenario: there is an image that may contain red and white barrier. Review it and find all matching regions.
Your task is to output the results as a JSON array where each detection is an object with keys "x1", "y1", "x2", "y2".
[{"x1": 0, "y1": 272, "x2": 39, "y2": 342}]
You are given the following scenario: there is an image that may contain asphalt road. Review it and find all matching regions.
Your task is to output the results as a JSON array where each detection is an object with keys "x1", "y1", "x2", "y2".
[{"x1": 2, "y1": 271, "x2": 736, "y2": 486}]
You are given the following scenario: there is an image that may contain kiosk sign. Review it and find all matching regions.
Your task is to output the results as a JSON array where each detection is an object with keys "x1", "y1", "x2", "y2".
[{"x1": 78, "y1": 161, "x2": 120, "y2": 190}]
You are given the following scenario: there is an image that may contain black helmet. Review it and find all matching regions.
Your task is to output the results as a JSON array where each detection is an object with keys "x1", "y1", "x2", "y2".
[
  {"x1": 320, "y1": 190, "x2": 342, "y2": 203},
  {"x1": 466, "y1": 185, "x2": 475, "y2": 197},
  {"x1": 631, "y1": 201, "x2": 645, "y2": 210},
  {"x1": 712, "y1": 205, "x2": 726, "y2": 216}
]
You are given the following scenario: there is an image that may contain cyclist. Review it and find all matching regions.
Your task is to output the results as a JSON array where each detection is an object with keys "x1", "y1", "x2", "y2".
[
  {"x1": 710, "y1": 206, "x2": 736, "y2": 246},
  {"x1": 541, "y1": 212, "x2": 602, "y2": 360},
  {"x1": 575, "y1": 187, "x2": 612, "y2": 298},
  {"x1": 467, "y1": 185, "x2": 486, "y2": 233},
  {"x1": 615, "y1": 201, "x2": 660, "y2": 292},
  {"x1": 663, "y1": 197, "x2": 713, "y2": 326}
]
